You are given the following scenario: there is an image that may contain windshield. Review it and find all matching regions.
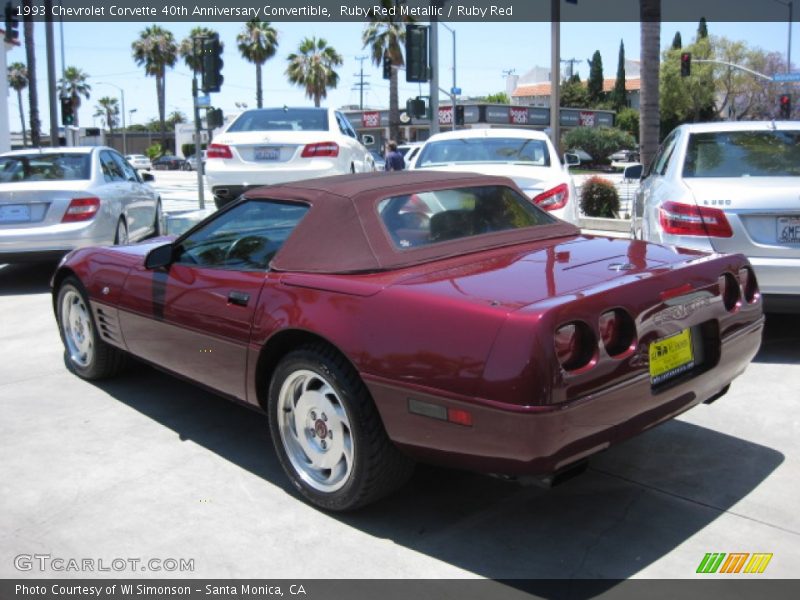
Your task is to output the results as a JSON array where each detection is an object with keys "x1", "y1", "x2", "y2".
[
  {"x1": 378, "y1": 185, "x2": 556, "y2": 249},
  {"x1": 227, "y1": 108, "x2": 328, "y2": 133},
  {"x1": 683, "y1": 130, "x2": 800, "y2": 177},
  {"x1": 417, "y1": 137, "x2": 552, "y2": 168},
  {"x1": 0, "y1": 153, "x2": 91, "y2": 182}
]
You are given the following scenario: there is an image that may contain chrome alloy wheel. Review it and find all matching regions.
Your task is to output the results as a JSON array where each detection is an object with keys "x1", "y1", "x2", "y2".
[
  {"x1": 277, "y1": 369, "x2": 354, "y2": 493},
  {"x1": 61, "y1": 290, "x2": 94, "y2": 368}
]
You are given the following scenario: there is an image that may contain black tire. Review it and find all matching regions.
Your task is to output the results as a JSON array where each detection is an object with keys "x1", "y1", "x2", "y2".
[
  {"x1": 114, "y1": 217, "x2": 128, "y2": 245},
  {"x1": 268, "y1": 343, "x2": 414, "y2": 511},
  {"x1": 56, "y1": 277, "x2": 127, "y2": 380},
  {"x1": 153, "y1": 200, "x2": 164, "y2": 236}
]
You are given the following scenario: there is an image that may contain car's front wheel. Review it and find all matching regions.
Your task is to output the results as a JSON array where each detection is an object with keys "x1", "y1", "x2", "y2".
[
  {"x1": 56, "y1": 277, "x2": 127, "y2": 380},
  {"x1": 268, "y1": 343, "x2": 414, "y2": 511}
]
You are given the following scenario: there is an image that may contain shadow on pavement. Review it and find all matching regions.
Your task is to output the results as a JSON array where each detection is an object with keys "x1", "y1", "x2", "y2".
[
  {"x1": 0, "y1": 261, "x2": 59, "y2": 296},
  {"x1": 91, "y1": 351, "x2": 785, "y2": 586},
  {"x1": 754, "y1": 313, "x2": 800, "y2": 365}
]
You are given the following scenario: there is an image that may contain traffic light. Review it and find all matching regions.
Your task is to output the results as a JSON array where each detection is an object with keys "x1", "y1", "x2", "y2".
[
  {"x1": 779, "y1": 94, "x2": 791, "y2": 119},
  {"x1": 382, "y1": 53, "x2": 391, "y2": 80},
  {"x1": 4, "y1": 1, "x2": 19, "y2": 43},
  {"x1": 60, "y1": 96, "x2": 74, "y2": 126},
  {"x1": 406, "y1": 97, "x2": 425, "y2": 119},
  {"x1": 201, "y1": 34, "x2": 224, "y2": 93},
  {"x1": 405, "y1": 24, "x2": 429, "y2": 83},
  {"x1": 680, "y1": 52, "x2": 691, "y2": 77},
  {"x1": 206, "y1": 108, "x2": 224, "y2": 129},
  {"x1": 455, "y1": 105, "x2": 465, "y2": 126}
]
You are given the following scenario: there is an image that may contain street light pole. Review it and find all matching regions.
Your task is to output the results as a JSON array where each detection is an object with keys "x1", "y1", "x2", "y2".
[
  {"x1": 549, "y1": 0, "x2": 561, "y2": 153},
  {"x1": 97, "y1": 81, "x2": 126, "y2": 155},
  {"x1": 773, "y1": 0, "x2": 794, "y2": 73},
  {"x1": 440, "y1": 22, "x2": 457, "y2": 131}
]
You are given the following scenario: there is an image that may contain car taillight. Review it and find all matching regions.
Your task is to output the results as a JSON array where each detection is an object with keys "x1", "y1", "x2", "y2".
[
  {"x1": 738, "y1": 266, "x2": 759, "y2": 304},
  {"x1": 301, "y1": 142, "x2": 339, "y2": 158},
  {"x1": 532, "y1": 183, "x2": 569, "y2": 211},
  {"x1": 62, "y1": 197, "x2": 100, "y2": 223},
  {"x1": 554, "y1": 321, "x2": 596, "y2": 371},
  {"x1": 206, "y1": 143, "x2": 233, "y2": 159},
  {"x1": 658, "y1": 201, "x2": 733, "y2": 237},
  {"x1": 598, "y1": 309, "x2": 636, "y2": 357},
  {"x1": 719, "y1": 272, "x2": 741, "y2": 312}
]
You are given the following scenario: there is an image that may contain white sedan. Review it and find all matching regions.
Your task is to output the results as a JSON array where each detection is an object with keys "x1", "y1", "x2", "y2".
[
  {"x1": 124, "y1": 154, "x2": 152, "y2": 171},
  {"x1": 631, "y1": 121, "x2": 800, "y2": 313},
  {"x1": 412, "y1": 128, "x2": 580, "y2": 224},
  {"x1": 0, "y1": 147, "x2": 163, "y2": 263},
  {"x1": 205, "y1": 107, "x2": 376, "y2": 209}
]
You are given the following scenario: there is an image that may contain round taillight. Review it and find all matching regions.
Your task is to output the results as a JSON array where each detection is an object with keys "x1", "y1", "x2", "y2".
[
  {"x1": 599, "y1": 309, "x2": 637, "y2": 357},
  {"x1": 554, "y1": 321, "x2": 596, "y2": 371},
  {"x1": 738, "y1": 266, "x2": 759, "y2": 304},
  {"x1": 718, "y1": 272, "x2": 741, "y2": 312}
]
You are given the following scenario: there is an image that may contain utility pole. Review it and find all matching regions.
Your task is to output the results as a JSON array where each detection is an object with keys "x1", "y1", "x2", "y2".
[
  {"x1": 561, "y1": 58, "x2": 580, "y2": 79},
  {"x1": 352, "y1": 55, "x2": 370, "y2": 110},
  {"x1": 549, "y1": 0, "x2": 561, "y2": 152}
]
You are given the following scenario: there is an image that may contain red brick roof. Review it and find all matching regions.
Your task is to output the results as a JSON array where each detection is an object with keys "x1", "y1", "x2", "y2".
[{"x1": 513, "y1": 78, "x2": 641, "y2": 98}]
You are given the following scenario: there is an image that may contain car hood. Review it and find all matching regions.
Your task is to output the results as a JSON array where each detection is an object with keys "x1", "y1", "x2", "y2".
[
  {"x1": 416, "y1": 164, "x2": 565, "y2": 196},
  {"x1": 393, "y1": 235, "x2": 697, "y2": 310}
]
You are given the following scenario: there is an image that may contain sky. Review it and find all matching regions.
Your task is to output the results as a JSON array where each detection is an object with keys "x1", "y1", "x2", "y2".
[{"x1": 6, "y1": 18, "x2": 796, "y2": 133}]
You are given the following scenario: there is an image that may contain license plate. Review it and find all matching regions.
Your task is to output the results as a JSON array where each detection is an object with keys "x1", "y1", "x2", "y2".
[
  {"x1": 0, "y1": 204, "x2": 31, "y2": 223},
  {"x1": 254, "y1": 146, "x2": 280, "y2": 161},
  {"x1": 777, "y1": 216, "x2": 800, "y2": 244},
  {"x1": 649, "y1": 328, "x2": 695, "y2": 386}
]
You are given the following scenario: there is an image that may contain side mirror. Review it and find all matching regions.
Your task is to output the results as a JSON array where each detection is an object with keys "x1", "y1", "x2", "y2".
[
  {"x1": 144, "y1": 243, "x2": 174, "y2": 270},
  {"x1": 140, "y1": 171, "x2": 155, "y2": 182},
  {"x1": 564, "y1": 152, "x2": 580, "y2": 167},
  {"x1": 361, "y1": 134, "x2": 376, "y2": 146},
  {"x1": 623, "y1": 163, "x2": 644, "y2": 180}
]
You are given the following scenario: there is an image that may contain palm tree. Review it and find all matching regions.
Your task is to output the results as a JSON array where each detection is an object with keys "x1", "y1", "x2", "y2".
[
  {"x1": 132, "y1": 25, "x2": 178, "y2": 148},
  {"x1": 93, "y1": 96, "x2": 120, "y2": 137},
  {"x1": 179, "y1": 26, "x2": 221, "y2": 73},
  {"x1": 286, "y1": 38, "x2": 343, "y2": 108},
  {"x1": 237, "y1": 19, "x2": 279, "y2": 108},
  {"x1": 362, "y1": 1, "x2": 409, "y2": 142},
  {"x1": 640, "y1": 0, "x2": 661, "y2": 168},
  {"x1": 7, "y1": 62, "x2": 29, "y2": 147},
  {"x1": 57, "y1": 67, "x2": 91, "y2": 128},
  {"x1": 22, "y1": 0, "x2": 40, "y2": 147}
]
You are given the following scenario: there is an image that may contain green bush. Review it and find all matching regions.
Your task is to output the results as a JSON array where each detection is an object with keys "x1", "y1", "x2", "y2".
[
  {"x1": 181, "y1": 142, "x2": 207, "y2": 158},
  {"x1": 615, "y1": 108, "x2": 640, "y2": 141},
  {"x1": 145, "y1": 143, "x2": 163, "y2": 160},
  {"x1": 563, "y1": 126, "x2": 636, "y2": 165},
  {"x1": 580, "y1": 176, "x2": 620, "y2": 218}
]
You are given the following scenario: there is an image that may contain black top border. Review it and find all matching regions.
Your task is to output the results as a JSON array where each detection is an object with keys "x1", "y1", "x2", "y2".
[{"x1": 8, "y1": 0, "x2": 800, "y2": 23}]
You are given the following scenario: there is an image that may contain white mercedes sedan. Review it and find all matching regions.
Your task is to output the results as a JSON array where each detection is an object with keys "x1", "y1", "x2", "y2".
[
  {"x1": 205, "y1": 107, "x2": 376, "y2": 209},
  {"x1": 0, "y1": 147, "x2": 163, "y2": 264},
  {"x1": 631, "y1": 121, "x2": 800, "y2": 313},
  {"x1": 412, "y1": 128, "x2": 580, "y2": 224}
]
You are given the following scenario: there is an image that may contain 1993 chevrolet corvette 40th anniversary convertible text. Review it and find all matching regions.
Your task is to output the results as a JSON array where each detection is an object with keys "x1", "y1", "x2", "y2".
[{"x1": 52, "y1": 171, "x2": 764, "y2": 510}]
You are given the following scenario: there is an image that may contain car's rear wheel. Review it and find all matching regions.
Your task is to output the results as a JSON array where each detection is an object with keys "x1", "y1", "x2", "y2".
[
  {"x1": 268, "y1": 343, "x2": 414, "y2": 511},
  {"x1": 114, "y1": 217, "x2": 128, "y2": 245},
  {"x1": 153, "y1": 200, "x2": 165, "y2": 236},
  {"x1": 56, "y1": 277, "x2": 126, "y2": 380}
]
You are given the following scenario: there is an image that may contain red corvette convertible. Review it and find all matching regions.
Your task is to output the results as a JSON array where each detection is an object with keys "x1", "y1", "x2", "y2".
[{"x1": 52, "y1": 171, "x2": 764, "y2": 510}]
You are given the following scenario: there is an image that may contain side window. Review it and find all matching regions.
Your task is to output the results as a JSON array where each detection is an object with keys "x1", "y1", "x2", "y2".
[
  {"x1": 334, "y1": 113, "x2": 349, "y2": 137},
  {"x1": 99, "y1": 151, "x2": 124, "y2": 182},
  {"x1": 652, "y1": 131, "x2": 679, "y2": 176},
  {"x1": 110, "y1": 151, "x2": 138, "y2": 182},
  {"x1": 174, "y1": 200, "x2": 309, "y2": 271}
]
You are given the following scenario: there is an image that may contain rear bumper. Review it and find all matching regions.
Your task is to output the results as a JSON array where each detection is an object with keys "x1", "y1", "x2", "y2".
[
  {"x1": 367, "y1": 318, "x2": 763, "y2": 476},
  {"x1": 747, "y1": 256, "x2": 800, "y2": 297},
  {"x1": 0, "y1": 220, "x2": 111, "y2": 262}
]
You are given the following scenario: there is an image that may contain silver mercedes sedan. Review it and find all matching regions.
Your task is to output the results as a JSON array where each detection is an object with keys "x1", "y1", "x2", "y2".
[
  {"x1": 0, "y1": 146, "x2": 163, "y2": 263},
  {"x1": 631, "y1": 121, "x2": 800, "y2": 313}
]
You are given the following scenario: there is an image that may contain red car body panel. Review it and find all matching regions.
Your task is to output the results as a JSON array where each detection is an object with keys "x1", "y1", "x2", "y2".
[{"x1": 52, "y1": 172, "x2": 764, "y2": 477}]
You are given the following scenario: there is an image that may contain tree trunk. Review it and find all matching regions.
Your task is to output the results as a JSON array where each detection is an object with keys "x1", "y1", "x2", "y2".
[
  {"x1": 314, "y1": 92, "x2": 321, "y2": 108},
  {"x1": 639, "y1": 0, "x2": 661, "y2": 169},
  {"x1": 23, "y1": 3, "x2": 41, "y2": 147},
  {"x1": 157, "y1": 74, "x2": 166, "y2": 150},
  {"x1": 72, "y1": 94, "x2": 80, "y2": 128},
  {"x1": 389, "y1": 65, "x2": 399, "y2": 142},
  {"x1": 17, "y1": 90, "x2": 28, "y2": 147},
  {"x1": 256, "y1": 63, "x2": 263, "y2": 108}
]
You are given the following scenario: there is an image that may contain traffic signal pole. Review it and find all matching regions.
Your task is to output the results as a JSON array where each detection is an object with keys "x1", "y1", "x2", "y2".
[
  {"x1": 192, "y1": 35, "x2": 206, "y2": 210},
  {"x1": 44, "y1": 0, "x2": 59, "y2": 146}
]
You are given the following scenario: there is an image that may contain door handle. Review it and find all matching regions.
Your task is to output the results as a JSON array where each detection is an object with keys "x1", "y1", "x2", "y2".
[{"x1": 227, "y1": 290, "x2": 250, "y2": 307}]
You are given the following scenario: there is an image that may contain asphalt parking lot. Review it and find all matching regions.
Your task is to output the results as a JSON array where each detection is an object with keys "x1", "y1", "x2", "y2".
[{"x1": 0, "y1": 260, "x2": 798, "y2": 581}]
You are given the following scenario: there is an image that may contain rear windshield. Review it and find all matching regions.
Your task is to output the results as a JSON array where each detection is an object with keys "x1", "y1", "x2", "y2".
[
  {"x1": 226, "y1": 108, "x2": 328, "y2": 133},
  {"x1": 378, "y1": 185, "x2": 556, "y2": 249},
  {"x1": 417, "y1": 138, "x2": 551, "y2": 167},
  {"x1": 684, "y1": 130, "x2": 800, "y2": 177},
  {"x1": 0, "y1": 153, "x2": 91, "y2": 182}
]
